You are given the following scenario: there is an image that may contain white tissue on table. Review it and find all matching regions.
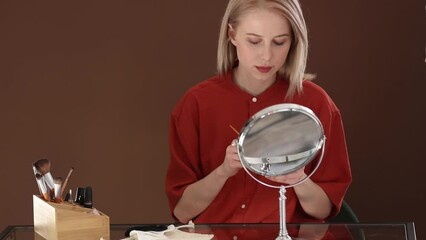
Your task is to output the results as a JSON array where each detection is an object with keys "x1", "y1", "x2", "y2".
[{"x1": 121, "y1": 221, "x2": 214, "y2": 240}]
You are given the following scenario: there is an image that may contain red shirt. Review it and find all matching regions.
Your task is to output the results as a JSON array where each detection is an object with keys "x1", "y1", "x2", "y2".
[{"x1": 166, "y1": 72, "x2": 352, "y2": 223}]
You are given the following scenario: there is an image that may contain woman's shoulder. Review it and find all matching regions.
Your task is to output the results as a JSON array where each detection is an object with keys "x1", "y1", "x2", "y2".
[
  {"x1": 301, "y1": 80, "x2": 329, "y2": 98},
  {"x1": 296, "y1": 80, "x2": 341, "y2": 115},
  {"x1": 186, "y1": 74, "x2": 229, "y2": 95},
  {"x1": 172, "y1": 74, "x2": 230, "y2": 115},
  {"x1": 180, "y1": 73, "x2": 235, "y2": 103}
]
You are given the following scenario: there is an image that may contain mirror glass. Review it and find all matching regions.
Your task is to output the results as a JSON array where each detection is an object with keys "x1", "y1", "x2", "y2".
[{"x1": 237, "y1": 103, "x2": 325, "y2": 177}]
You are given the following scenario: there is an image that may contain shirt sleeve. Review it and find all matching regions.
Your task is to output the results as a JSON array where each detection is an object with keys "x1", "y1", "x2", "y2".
[
  {"x1": 313, "y1": 107, "x2": 352, "y2": 219},
  {"x1": 165, "y1": 93, "x2": 202, "y2": 219}
]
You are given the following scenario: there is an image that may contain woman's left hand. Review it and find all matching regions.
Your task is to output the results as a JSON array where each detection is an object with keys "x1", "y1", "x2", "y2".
[{"x1": 266, "y1": 167, "x2": 307, "y2": 185}]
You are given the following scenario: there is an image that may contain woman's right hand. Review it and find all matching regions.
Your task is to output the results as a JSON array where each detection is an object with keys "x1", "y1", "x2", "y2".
[
  {"x1": 217, "y1": 139, "x2": 242, "y2": 178},
  {"x1": 174, "y1": 139, "x2": 243, "y2": 223}
]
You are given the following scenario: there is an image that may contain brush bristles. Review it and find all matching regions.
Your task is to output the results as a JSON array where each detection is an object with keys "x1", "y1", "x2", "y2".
[
  {"x1": 34, "y1": 159, "x2": 51, "y2": 175},
  {"x1": 32, "y1": 165, "x2": 39, "y2": 175},
  {"x1": 54, "y1": 178, "x2": 63, "y2": 184},
  {"x1": 43, "y1": 172, "x2": 55, "y2": 190}
]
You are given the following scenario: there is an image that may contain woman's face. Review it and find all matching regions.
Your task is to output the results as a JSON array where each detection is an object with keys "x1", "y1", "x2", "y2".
[{"x1": 230, "y1": 9, "x2": 292, "y2": 83}]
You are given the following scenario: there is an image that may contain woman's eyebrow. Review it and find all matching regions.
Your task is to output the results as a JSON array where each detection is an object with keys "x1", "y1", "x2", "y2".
[{"x1": 245, "y1": 33, "x2": 291, "y2": 38}]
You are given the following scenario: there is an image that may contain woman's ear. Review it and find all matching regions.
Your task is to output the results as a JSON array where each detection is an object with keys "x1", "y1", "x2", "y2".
[{"x1": 228, "y1": 24, "x2": 236, "y2": 45}]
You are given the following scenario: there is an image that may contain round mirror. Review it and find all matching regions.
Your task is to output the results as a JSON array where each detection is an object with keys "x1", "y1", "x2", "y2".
[
  {"x1": 236, "y1": 103, "x2": 326, "y2": 240},
  {"x1": 237, "y1": 103, "x2": 325, "y2": 186}
]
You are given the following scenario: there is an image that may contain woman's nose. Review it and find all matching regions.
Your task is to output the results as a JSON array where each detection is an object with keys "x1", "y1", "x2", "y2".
[{"x1": 260, "y1": 44, "x2": 273, "y2": 62}]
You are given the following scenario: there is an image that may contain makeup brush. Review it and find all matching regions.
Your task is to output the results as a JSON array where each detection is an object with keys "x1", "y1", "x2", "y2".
[
  {"x1": 35, "y1": 173, "x2": 51, "y2": 201},
  {"x1": 229, "y1": 124, "x2": 240, "y2": 135},
  {"x1": 33, "y1": 165, "x2": 51, "y2": 201},
  {"x1": 53, "y1": 177, "x2": 63, "y2": 202},
  {"x1": 60, "y1": 167, "x2": 74, "y2": 198},
  {"x1": 34, "y1": 159, "x2": 55, "y2": 190},
  {"x1": 32, "y1": 165, "x2": 44, "y2": 195}
]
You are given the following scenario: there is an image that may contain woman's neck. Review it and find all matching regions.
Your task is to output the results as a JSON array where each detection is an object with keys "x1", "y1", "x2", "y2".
[{"x1": 233, "y1": 68, "x2": 276, "y2": 96}]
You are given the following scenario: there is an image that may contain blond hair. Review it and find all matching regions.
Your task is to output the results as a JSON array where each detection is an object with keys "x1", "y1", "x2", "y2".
[{"x1": 217, "y1": 0, "x2": 314, "y2": 98}]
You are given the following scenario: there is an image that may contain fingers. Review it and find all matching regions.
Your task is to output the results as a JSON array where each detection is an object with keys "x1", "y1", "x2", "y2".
[
  {"x1": 226, "y1": 139, "x2": 238, "y2": 154},
  {"x1": 222, "y1": 139, "x2": 242, "y2": 176},
  {"x1": 266, "y1": 168, "x2": 307, "y2": 185}
]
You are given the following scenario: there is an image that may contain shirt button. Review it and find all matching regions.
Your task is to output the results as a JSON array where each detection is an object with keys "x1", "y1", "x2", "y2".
[
  {"x1": 233, "y1": 236, "x2": 238, "y2": 240},
  {"x1": 252, "y1": 97, "x2": 257, "y2": 102},
  {"x1": 241, "y1": 204, "x2": 246, "y2": 209}
]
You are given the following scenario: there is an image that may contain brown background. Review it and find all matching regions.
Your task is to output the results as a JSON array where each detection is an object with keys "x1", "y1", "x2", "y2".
[{"x1": 1, "y1": 0, "x2": 425, "y2": 238}]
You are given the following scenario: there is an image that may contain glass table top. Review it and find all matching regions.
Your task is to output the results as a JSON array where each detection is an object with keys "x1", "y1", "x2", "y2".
[{"x1": 0, "y1": 222, "x2": 417, "y2": 240}]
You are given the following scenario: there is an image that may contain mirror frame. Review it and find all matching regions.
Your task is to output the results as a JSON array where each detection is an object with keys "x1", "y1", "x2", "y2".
[{"x1": 237, "y1": 103, "x2": 326, "y2": 189}]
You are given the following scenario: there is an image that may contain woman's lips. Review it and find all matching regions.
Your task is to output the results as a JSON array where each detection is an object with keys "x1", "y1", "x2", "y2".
[{"x1": 256, "y1": 66, "x2": 272, "y2": 73}]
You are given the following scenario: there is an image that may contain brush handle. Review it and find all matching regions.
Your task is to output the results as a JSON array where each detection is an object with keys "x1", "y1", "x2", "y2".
[
  {"x1": 60, "y1": 168, "x2": 74, "y2": 198},
  {"x1": 43, "y1": 172, "x2": 55, "y2": 190},
  {"x1": 33, "y1": 166, "x2": 45, "y2": 199},
  {"x1": 36, "y1": 176, "x2": 50, "y2": 201},
  {"x1": 54, "y1": 179, "x2": 63, "y2": 202},
  {"x1": 35, "y1": 177, "x2": 44, "y2": 195}
]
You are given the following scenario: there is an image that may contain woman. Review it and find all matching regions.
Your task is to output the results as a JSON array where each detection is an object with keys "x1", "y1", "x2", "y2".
[{"x1": 166, "y1": 0, "x2": 352, "y2": 224}]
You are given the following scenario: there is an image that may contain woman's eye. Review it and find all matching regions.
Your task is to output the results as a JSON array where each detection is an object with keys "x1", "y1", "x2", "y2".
[
  {"x1": 273, "y1": 41, "x2": 285, "y2": 46},
  {"x1": 248, "y1": 39, "x2": 260, "y2": 45}
]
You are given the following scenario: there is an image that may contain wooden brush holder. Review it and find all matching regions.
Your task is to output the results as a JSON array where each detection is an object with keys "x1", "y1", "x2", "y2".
[{"x1": 33, "y1": 195, "x2": 110, "y2": 240}]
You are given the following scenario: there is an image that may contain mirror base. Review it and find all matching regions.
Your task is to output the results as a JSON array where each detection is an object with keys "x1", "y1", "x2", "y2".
[{"x1": 276, "y1": 236, "x2": 292, "y2": 240}]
